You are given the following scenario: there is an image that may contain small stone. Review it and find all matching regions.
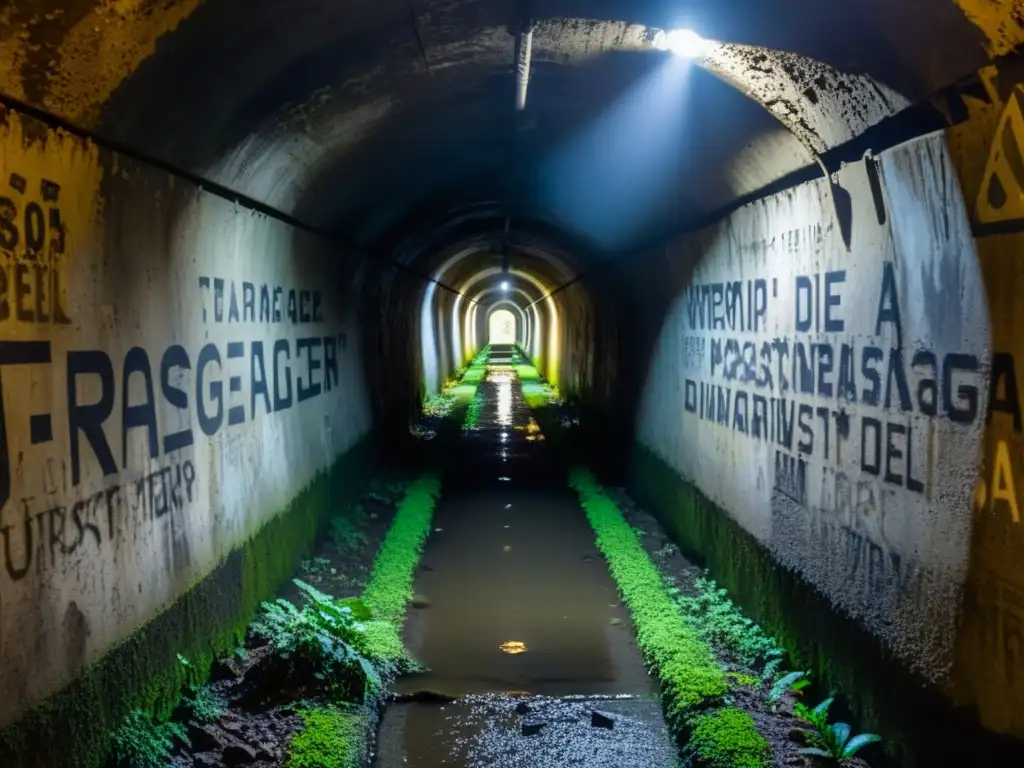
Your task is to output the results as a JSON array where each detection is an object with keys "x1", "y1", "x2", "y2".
[
  {"x1": 421, "y1": 564, "x2": 435, "y2": 572},
  {"x1": 219, "y1": 713, "x2": 244, "y2": 734},
  {"x1": 521, "y1": 720, "x2": 545, "y2": 736},
  {"x1": 788, "y1": 727, "x2": 810, "y2": 744},
  {"x1": 193, "y1": 753, "x2": 221, "y2": 767},
  {"x1": 786, "y1": 757, "x2": 805, "y2": 766},
  {"x1": 255, "y1": 743, "x2": 275, "y2": 761},
  {"x1": 411, "y1": 594, "x2": 430, "y2": 609},
  {"x1": 503, "y1": 545, "x2": 512, "y2": 553},
  {"x1": 515, "y1": 701, "x2": 530, "y2": 716},
  {"x1": 609, "y1": 618, "x2": 622, "y2": 626},
  {"x1": 189, "y1": 724, "x2": 225, "y2": 752},
  {"x1": 223, "y1": 743, "x2": 258, "y2": 765},
  {"x1": 591, "y1": 710, "x2": 615, "y2": 729}
]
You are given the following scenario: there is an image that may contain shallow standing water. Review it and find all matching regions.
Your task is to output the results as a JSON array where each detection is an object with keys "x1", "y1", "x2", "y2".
[{"x1": 375, "y1": 346, "x2": 675, "y2": 767}]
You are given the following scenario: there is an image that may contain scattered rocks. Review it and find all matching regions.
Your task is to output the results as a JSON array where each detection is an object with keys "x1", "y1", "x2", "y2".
[
  {"x1": 514, "y1": 701, "x2": 531, "y2": 716},
  {"x1": 222, "y1": 742, "x2": 257, "y2": 765},
  {"x1": 192, "y1": 753, "x2": 221, "y2": 767},
  {"x1": 591, "y1": 710, "x2": 615, "y2": 730},
  {"x1": 188, "y1": 724, "x2": 226, "y2": 753},
  {"x1": 522, "y1": 720, "x2": 546, "y2": 736},
  {"x1": 787, "y1": 727, "x2": 810, "y2": 744}
]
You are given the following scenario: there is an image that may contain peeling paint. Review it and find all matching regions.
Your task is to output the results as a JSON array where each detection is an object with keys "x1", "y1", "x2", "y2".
[{"x1": 955, "y1": 0, "x2": 1024, "y2": 57}]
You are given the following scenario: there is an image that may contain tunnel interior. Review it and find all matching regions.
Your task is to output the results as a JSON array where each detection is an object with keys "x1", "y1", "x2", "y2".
[{"x1": 1, "y1": 1, "x2": 1024, "y2": 767}]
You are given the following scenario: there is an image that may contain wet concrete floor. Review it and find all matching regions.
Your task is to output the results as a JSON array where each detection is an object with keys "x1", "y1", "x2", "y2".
[{"x1": 375, "y1": 346, "x2": 674, "y2": 766}]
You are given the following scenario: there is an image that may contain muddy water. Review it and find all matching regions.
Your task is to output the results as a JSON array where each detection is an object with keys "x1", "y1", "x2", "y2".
[{"x1": 375, "y1": 346, "x2": 674, "y2": 767}]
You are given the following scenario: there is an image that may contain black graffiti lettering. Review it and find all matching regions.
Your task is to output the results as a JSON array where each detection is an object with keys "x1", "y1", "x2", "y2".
[
  {"x1": 287, "y1": 289, "x2": 298, "y2": 323},
  {"x1": 797, "y1": 403, "x2": 814, "y2": 455},
  {"x1": 226, "y1": 341, "x2": 245, "y2": 426},
  {"x1": 260, "y1": 284, "x2": 271, "y2": 322},
  {"x1": 23, "y1": 202, "x2": 44, "y2": 256},
  {"x1": 861, "y1": 346, "x2": 883, "y2": 406},
  {"x1": 122, "y1": 347, "x2": 158, "y2": 467},
  {"x1": 196, "y1": 343, "x2": 223, "y2": 436},
  {"x1": 913, "y1": 350, "x2": 939, "y2": 417},
  {"x1": 733, "y1": 390, "x2": 749, "y2": 434},
  {"x1": 685, "y1": 379, "x2": 698, "y2": 412},
  {"x1": 989, "y1": 352, "x2": 1022, "y2": 431},
  {"x1": 251, "y1": 341, "x2": 271, "y2": 415},
  {"x1": 228, "y1": 283, "x2": 240, "y2": 323},
  {"x1": 243, "y1": 281, "x2": 255, "y2": 322},
  {"x1": 34, "y1": 264, "x2": 49, "y2": 323},
  {"x1": 752, "y1": 395, "x2": 768, "y2": 439},
  {"x1": 861, "y1": 417, "x2": 882, "y2": 476},
  {"x1": 1, "y1": 507, "x2": 31, "y2": 580},
  {"x1": 0, "y1": 198, "x2": 17, "y2": 252},
  {"x1": 795, "y1": 275, "x2": 813, "y2": 332},
  {"x1": 272, "y1": 287, "x2": 282, "y2": 323},
  {"x1": 838, "y1": 344, "x2": 856, "y2": 401},
  {"x1": 297, "y1": 337, "x2": 322, "y2": 403},
  {"x1": 273, "y1": 339, "x2": 292, "y2": 411},
  {"x1": 875, "y1": 261, "x2": 903, "y2": 348},
  {"x1": 778, "y1": 399, "x2": 796, "y2": 449},
  {"x1": 161, "y1": 345, "x2": 193, "y2": 453},
  {"x1": 824, "y1": 270, "x2": 845, "y2": 332},
  {"x1": 67, "y1": 350, "x2": 117, "y2": 486},
  {"x1": 15, "y1": 263, "x2": 32, "y2": 322},
  {"x1": 772, "y1": 339, "x2": 790, "y2": 394},
  {"x1": 312, "y1": 291, "x2": 323, "y2": 322},
  {"x1": 817, "y1": 343, "x2": 834, "y2": 397},
  {"x1": 213, "y1": 278, "x2": 225, "y2": 322},
  {"x1": 944, "y1": 353, "x2": 980, "y2": 424},
  {"x1": 884, "y1": 349, "x2": 912, "y2": 411},
  {"x1": 323, "y1": 335, "x2": 338, "y2": 391},
  {"x1": 795, "y1": 342, "x2": 814, "y2": 393}
]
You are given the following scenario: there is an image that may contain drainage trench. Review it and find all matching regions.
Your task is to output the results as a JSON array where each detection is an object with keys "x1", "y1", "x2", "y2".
[{"x1": 375, "y1": 345, "x2": 675, "y2": 766}]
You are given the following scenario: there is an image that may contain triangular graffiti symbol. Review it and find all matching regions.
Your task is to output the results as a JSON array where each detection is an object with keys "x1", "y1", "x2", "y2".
[{"x1": 977, "y1": 86, "x2": 1024, "y2": 224}]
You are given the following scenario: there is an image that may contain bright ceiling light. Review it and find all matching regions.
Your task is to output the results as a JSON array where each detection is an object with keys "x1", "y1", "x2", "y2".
[
  {"x1": 654, "y1": 28, "x2": 711, "y2": 59},
  {"x1": 501, "y1": 281, "x2": 509, "y2": 291}
]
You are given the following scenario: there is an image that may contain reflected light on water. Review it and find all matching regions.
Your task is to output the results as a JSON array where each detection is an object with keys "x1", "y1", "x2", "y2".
[{"x1": 499, "y1": 641, "x2": 528, "y2": 655}]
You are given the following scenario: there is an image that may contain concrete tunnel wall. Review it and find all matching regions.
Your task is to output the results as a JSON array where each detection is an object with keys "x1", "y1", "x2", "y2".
[
  {"x1": 0, "y1": 106, "x2": 377, "y2": 739},
  {"x1": 607, "y1": 54, "x2": 1024, "y2": 754}
]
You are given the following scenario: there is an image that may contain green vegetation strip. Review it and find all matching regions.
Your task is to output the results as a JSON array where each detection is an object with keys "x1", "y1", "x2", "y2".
[
  {"x1": 287, "y1": 704, "x2": 371, "y2": 768},
  {"x1": 359, "y1": 473, "x2": 442, "y2": 664},
  {"x1": 569, "y1": 467, "x2": 769, "y2": 768}
]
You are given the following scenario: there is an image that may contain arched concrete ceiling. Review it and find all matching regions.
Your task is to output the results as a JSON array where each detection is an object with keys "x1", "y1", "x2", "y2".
[{"x1": 0, "y1": 0, "x2": 1001, "y2": 260}]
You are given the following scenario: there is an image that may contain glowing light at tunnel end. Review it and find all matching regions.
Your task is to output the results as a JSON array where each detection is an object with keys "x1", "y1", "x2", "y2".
[
  {"x1": 501, "y1": 280, "x2": 509, "y2": 291},
  {"x1": 653, "y1": 28, "x2": 713, "y2": 59}
]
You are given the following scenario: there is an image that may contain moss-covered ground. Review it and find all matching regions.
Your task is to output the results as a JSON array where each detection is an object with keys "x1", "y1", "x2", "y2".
[{"x1": 569, "y1": 467, "x2": 770, "y2": 768}]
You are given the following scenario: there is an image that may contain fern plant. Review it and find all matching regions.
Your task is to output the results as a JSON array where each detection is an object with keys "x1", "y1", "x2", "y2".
[
  {"x1": 330, "y1": 515, "x2": 370, "y2": 552},
  {"x1": 111, "y1": 710, "x2": 188, "y2": 767},
  {"x1": 250, "y1": 579, "x2": 381, "y2": 700},
  {"x1": 796, "y1": 698, "x2": 881, "y2": 762},
  {"x1": 676, "y1": 577, "x2": 784, "y2": 668}
]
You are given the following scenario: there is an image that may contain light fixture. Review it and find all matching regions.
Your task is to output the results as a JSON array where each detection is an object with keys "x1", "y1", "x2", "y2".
[
  {"x1": 501, "y1": 281, "x2": 509, "y2": 291},
  {"x1": 653, "y1": 28, "x2": 712, "y2": 59}
]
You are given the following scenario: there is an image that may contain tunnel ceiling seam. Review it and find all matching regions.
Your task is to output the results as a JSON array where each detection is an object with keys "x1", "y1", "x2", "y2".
[{"x1": 0, "y1": 87, "x2": 475, "y2": 303}]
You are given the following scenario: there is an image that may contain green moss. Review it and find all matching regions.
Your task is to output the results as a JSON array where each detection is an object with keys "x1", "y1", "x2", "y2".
[
  {"x1": 287, "y1": 704, "x2": 371, "y2": 768},
  {"x1": 109, "y1": 709, "x2": 188, "y2": 768},
  {"x1": 0, "y1": 439, "x2": 373, "y2": 768},
  {"x1": 724, "y1": 672, "x2": 760, "y2": 689},
  {"x1": 689, "y1": 708, "x2": 770, "y2": 768},
  {"x1": 626, "y1": 445, "x2": 961, "y2": 767},
  {"x1": 360, "y1": 473, "x2": 442, "y2": 665},
  {"x1": 569, "y1": 469, "x2": 728, "y2": 717}
]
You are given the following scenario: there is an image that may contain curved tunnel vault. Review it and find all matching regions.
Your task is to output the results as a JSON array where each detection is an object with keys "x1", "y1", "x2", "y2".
[{"x1": 2, "y1": 0, "x2": 1024, "y2": 765}]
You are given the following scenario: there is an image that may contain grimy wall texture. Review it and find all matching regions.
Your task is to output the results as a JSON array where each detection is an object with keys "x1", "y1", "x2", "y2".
[
  {"x1": 631, "y1": 56, "x2": 1024, "y2": 745},
  {"x1": 0, "y1": 107, "x2": 372, "y2": 730}
]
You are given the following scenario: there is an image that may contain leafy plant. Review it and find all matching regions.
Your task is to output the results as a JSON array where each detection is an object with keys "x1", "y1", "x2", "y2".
[
  {"x1": 301, "y1": 557, "x2": 332, "y2": 575},
  {"x1": 250, "y1": 579, "x2": 381, "y2": 700},
  {"x1": 183, "y1": 686, "x2": 227, "y2": 724},
  {"x1": 796, "y1": 698, "x2": 881, "y2": 762},
  {"x1": 111, "y1": 709, "x2": 188, "y2": 767},
  {"x1": 330, "y1": 515, "x2": 370, "y2": 552},
  {"x1": 676, "y1": 577, "x2": 784, "y2": 668},
  {"x1": 768, "y1": 670, "x2": 810, "y2": 704}
]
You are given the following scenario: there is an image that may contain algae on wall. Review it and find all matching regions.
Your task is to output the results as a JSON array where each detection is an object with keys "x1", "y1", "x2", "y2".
[{"x1": 0, "y1": 441, "x2": 373, "y2": 768}]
